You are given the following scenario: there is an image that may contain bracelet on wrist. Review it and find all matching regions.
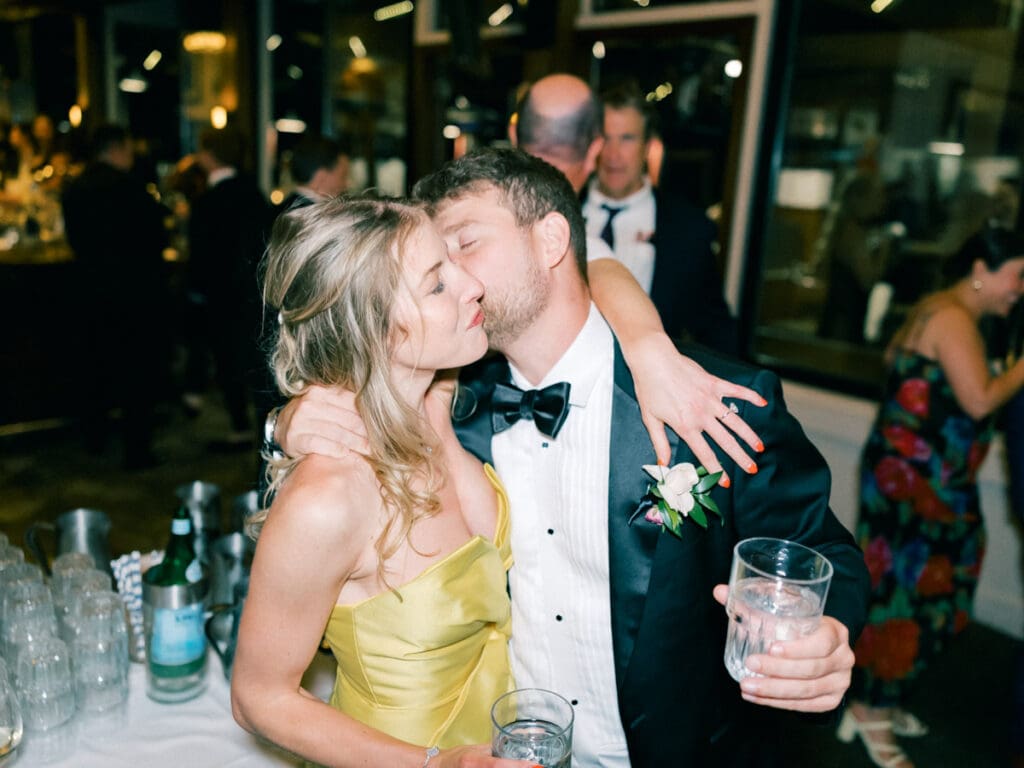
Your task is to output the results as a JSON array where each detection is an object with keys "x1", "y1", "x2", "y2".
[{"x1": 423, "y1": 746, "x2": 439, "y2": 767}]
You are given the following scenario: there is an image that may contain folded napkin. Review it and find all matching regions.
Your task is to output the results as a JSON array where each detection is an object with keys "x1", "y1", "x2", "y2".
[{"x1": 111, "y1": 550, "x2": 162, "y2": 662}]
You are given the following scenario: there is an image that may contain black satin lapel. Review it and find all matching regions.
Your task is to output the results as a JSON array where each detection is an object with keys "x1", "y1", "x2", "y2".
[
  {"x1": 453, "y1": 355, "x2": 511, "y2": 465},
  {"x1": 607, "y1": 345, "x2": 680, "y2": 685}
]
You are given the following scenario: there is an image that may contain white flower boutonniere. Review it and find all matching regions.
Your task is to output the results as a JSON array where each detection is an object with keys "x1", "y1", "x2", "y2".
[{"x1": 629, "y1": 462, "x2": 723, "y2": 538}]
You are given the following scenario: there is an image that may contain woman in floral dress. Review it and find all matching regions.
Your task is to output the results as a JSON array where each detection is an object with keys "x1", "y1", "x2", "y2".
[{"x1": 840, "y1": 226, "x2": 1024, "y2": 768}]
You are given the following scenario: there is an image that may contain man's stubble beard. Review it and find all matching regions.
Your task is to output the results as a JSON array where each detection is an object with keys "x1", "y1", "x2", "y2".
[{"x1": 482, "y1": 256, "x2": 550, "y2": 354}]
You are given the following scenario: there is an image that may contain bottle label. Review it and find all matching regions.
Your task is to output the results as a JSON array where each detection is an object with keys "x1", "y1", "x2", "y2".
[
  {"x1": 150, "y1": 604, "x2": 205, "y2": 666},
  {"x1": 172, "y1": 518, "x2": 191, "y2": 535}
]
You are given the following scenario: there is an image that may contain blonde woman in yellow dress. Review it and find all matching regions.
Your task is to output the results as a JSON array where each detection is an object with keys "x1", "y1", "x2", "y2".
[{"x1": 230, "y1": 196, "x2": 526, "y2": 767}]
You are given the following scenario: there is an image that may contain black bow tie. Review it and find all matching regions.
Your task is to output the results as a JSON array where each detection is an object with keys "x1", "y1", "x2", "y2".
[{"x1": 491, "y1": 381, "x2": 572, "y2": 439}]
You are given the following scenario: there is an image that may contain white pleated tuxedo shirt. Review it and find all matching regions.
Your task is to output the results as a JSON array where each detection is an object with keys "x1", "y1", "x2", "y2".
[
  {"x1": 582, "y1": 180, "x2": 657, "y2": 294},
  {"x1": 493, "y1": 304, "x2": 631, "y2": 768}
]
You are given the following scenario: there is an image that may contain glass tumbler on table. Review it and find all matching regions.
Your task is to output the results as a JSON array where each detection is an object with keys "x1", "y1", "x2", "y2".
[
  {"x1": 13, "y1": 635, "x2": 75, "y2": 732},
  {"x1": 68, "y1": 590, "x2": 130, "y2": 714},
  {"x1": 491, "y1": 688, "x2": 573, "y2": 767},
  {"x1": 0, "y1": 657, "x2": 23, "y2": 758},
  {"x1": 724, "y1": 537, "x2": 833, "y2": 681}
]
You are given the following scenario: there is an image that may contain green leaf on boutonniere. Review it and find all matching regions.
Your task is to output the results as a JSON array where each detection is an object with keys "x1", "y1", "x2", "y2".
[
  {"x1": 698, "y1": 494, "x2": 722, "y2": 520},
  {"x1": 689, "y1": 504, "x2": 707, "y2": 528},
  {"x1": 660, "y1": 502, "x2": 682, "y2": 536},
  {"x1": 695, "y1": 469, "x2": 722, "y2": 493}
]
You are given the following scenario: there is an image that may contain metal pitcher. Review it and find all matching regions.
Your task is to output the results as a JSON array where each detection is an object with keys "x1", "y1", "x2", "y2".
[
  {"x1": 25, "y1": 508, "x2": 113, "y2": 577},
  {"x1": 207, "y1": 533, "x2": 254, "y2": 609},
  {"x1": 230, "y1": 491, "x2": 261, "y2": 534},
  {"x1": 175, "y1": 482, "x2": 221, "y2": 565},
  {"x1": 205, "y1": 576, "x2": 248, "y2": 680}
]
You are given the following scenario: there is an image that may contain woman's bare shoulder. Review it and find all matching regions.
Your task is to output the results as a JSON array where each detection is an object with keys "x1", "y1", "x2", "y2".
[
  {"x1": 899, "y1": 293, "x2": 975, "y2": 356},
  {"x1": 924, "y1": 297, "x2": 976, "y2": 337},
  {"x1": 266, "y1": 454, "x2": 381, "y2": 542}
]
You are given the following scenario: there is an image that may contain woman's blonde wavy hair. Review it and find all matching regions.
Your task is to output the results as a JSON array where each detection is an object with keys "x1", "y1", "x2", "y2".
[{"x1": 250, "y1": 194, "x2": 441, "y2": 584}]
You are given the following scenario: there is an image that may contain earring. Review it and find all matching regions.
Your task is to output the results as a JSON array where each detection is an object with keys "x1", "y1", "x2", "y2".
[{"x1": 972, "y1": 279, "x2": 983, "y2": 291}]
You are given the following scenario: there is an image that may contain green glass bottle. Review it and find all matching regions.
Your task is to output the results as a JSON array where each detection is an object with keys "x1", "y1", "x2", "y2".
[
  {"x1": 145, "y1": 506, "x2": 203, "y2": 587},
  {"x1": 143, "y1": 506, "x2": 208, "y2": 701}
]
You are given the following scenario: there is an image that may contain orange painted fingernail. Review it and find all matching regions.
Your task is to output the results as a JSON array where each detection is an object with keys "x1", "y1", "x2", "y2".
[
  {"x1": 657, "y1": 459, "x2": 666, "y2": 466},
  {"x1": 747, "y1": 463, "x2": 758, "y2": 474},
  {"x1": 720, "y1": 475, "x2": 731, "y2": 488},
  {"x1": 755, "y1": 441, "x2": 765, "y2": 453},
  {"x1": 759, "y1": 397, "x2": 767, "y2": 406}
]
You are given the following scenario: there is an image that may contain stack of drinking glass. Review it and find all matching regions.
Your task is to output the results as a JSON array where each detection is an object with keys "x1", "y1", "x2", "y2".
[{"x1": 0, "y1": 537, "x2": 130, "y2": 763}]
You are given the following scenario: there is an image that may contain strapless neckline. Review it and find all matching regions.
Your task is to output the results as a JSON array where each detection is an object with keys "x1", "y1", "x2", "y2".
[{"x1": 335, "y1": 534, "x2": 494, "y2": 611}]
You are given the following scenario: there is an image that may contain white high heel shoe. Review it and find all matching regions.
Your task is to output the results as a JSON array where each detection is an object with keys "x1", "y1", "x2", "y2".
[
  {"x1": 836, "y1": 708, "x2": 912, "y2": 768},
  {"x1": 891, "y1": 708, "x2": 929, "y2": 738}
]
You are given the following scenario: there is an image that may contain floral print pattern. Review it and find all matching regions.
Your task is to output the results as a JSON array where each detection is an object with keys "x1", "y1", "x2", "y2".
[{"x1": 852, "y1": 351, "x2": 992, "y2": 706}]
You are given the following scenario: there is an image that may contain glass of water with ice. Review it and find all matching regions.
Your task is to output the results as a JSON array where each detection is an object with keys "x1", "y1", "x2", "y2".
[
  {"x1": 491, "y1": 688, "x2": 573, "y2": 767},
  {"x1": 724, "y1": 537, "x2": 833, "y2": 682}
]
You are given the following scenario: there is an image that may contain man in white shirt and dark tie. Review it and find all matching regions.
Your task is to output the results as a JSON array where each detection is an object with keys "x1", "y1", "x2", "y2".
[{"x1": 582, "y1": 83, "x2": 739, "y2": 354}]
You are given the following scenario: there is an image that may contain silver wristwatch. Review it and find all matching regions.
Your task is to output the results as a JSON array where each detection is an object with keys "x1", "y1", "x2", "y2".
[{"x1": 263, "y1": 406, "x2": 285, "y2": 459}]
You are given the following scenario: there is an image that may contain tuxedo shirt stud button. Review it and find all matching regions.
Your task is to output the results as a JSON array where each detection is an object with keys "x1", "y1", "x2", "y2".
[
  {"x1": 571, "y1": 699, "x2": 578, "y2": 706},
  {"x1": 555, "y1": 615, "x2": 563, "y2": 621},
  {"x1": 547, "y1": 529, "x2": 554, "y2": 535}
]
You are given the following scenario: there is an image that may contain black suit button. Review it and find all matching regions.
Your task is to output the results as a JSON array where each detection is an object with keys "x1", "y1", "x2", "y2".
[
  {"x1": 555, "y1": 615, "x2": 563, "y2": 621},
  {"x1": 547, "y1": 528, "x2": 554, "y2": 535},
  {"x1": 571, "y1": 699, "x2": 578, "y2": 706}
]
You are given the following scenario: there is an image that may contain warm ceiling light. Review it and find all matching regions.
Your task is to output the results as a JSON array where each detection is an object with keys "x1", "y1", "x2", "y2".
[
  {"x1": 183, "y1": 31, "x2": 227, "y2": 53},
  {"x1": 210, "y1": 106, "x2": 228, "y2": 129},
  {"x1": 118, "y1": 75, "x2": 148, "y2": 93},
  {"x1": 724, "y1": 59, "x2": 743, "y2": 78},
  {"x1": 442, "y1": 124, "x2": 461, "y2": 139},
  {"x1": 928, "y1": 141, "x2": 964, "y2": 156},
  {"x1": 349, "y1": 36, "x2": 367, "y2": 58},
  {"x1": 592, "y1": 41, "x2": 606, "y2": 59},
  {"x1": 275, "y1": 116, "x2": 307, "y2": 134},
  {"x1": 373, "y1": 1, "x2": 413, "y2": 22},
  {"x1": 488, "y1": 3, "x2": 513, "y2": 26},
  {"x1": 871, "y1": 0, "x2": 894, "y2": 11},
  {"x1": 68, "y1": 104, "x2": 82, "y2": 128},
  {"x1": 143, "y1": 50, "x2": 162, "y2": 71},
  {"x1": 266, "y1": 34, "x2": 282, "y2": 51}
]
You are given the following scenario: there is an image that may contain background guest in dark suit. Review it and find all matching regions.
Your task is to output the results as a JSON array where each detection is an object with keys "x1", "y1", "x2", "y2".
[
  {"x1": 583, "y1": 83, "x2": 739, "y2": 354},
  {"x1": 278, "y1": 134, "x2": 350, "y2": 213},
  {"x1": 188, "y1": 126, "x2": 273, "y2": 449},
  {"x1": 254, "y1": 135, "x2": 353, "y2": 454},
  {"x1": 62, "y1": 123, "x2": 170, "y2": 468}
]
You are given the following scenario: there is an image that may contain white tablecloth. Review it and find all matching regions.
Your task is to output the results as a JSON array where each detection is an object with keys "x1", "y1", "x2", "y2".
[{"x1": 13, "y1": 650, "x2": 338, "y2": 767}]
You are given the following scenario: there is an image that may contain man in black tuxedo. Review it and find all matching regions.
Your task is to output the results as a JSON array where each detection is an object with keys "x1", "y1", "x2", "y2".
[
  {"x1": 276, "y1": 148, "x2": 869, "y2": 767},
  {"x1": 583, "y1": 84, "x2": 738, "y2": 354}
]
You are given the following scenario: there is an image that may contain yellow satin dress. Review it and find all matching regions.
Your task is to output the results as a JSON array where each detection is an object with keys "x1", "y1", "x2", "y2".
[{"x1": 323, "y1": 464, "x2": 514, "y2": 748}]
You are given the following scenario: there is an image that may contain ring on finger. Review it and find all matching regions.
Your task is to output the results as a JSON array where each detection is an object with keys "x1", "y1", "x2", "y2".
[{"x1": 719, "y1": 402, "x2": 739, "y2": 421}]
